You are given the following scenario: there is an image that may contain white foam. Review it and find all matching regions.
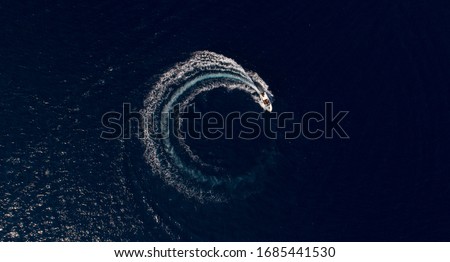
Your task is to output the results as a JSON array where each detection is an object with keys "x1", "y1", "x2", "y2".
[{"x1": 141, "y1": 51, "x2": 273, "y2": 202}]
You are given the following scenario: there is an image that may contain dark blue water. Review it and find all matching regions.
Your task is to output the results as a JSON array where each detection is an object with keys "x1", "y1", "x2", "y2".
[{"x1": 1, "y1": 0, "x2": 449, "y2": 241}]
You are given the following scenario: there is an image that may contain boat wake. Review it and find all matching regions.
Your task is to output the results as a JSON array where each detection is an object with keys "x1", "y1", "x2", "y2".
[{"x1": 141, "y1": 51, "x2": 275, "y2": 202}]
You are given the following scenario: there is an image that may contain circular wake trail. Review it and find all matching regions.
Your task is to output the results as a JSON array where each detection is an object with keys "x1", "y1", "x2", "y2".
[{"x1": 141, "y1": 51, "x2": 273, "y2": 202}]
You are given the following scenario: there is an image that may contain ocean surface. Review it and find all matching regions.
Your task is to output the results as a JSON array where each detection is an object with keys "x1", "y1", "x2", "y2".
[{"x1": 1, "y1": 0, "x2": 449, "y2": 241}]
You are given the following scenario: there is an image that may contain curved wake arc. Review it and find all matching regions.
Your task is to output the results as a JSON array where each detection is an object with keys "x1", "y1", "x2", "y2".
[{"x1": 141, "y1": 51, "x2": 274, "y2": 202}]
